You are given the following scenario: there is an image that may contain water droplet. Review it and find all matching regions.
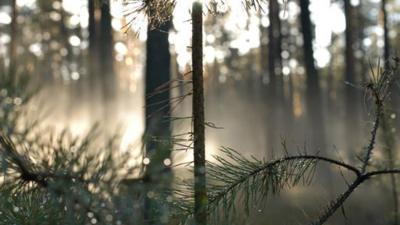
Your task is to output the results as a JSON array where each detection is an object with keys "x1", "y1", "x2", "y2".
[
  {"x1": 106, "y1": 214, "x2": 113, "y2": 222},
  {"x1": 147, "y1": 191, "x2": 155, "y2": 198},
  {"x1": 87, "y1": 212, "x2": 94, "y2": 218},
  {"x1": 13, "y1": 206, "x2": 19, "y2": 213},
  {"x1": 0, "y1": 89, "x2": 7, "y2": 96},
  {"x1": 13, "y1": 98, "x2": 22, "y2": 106},
  {"x1": 391, "y1": 114, "x2": 396, "y2": 119},
  {"x1": 71, "y1": 72, "x2": 80, "y2": 80},
  {"x1": 163, "y1": 158, "x2": 172, "y2": 166},
  {"x1": 69, "y1": 35, "x2": 81, "y2": 47},
  {"x1": 143, "y1": 158, "x2": 150, "y2": 165}
]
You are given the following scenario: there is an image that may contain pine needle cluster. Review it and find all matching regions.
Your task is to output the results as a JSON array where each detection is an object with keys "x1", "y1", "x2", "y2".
[{"x1": 171, "y1": 147, "x2": 318, "y2": 224}]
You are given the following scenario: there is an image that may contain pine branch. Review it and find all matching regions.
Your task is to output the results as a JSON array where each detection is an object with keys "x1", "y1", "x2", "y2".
[
  {"x1": 0, "y1": 130, "x2": 137, "y2": 224},
  {"x1": 172, "y1": 147, "x2": 363, "y2": 224},
  {"x1": 311, "y1": 59, "x2": 399, "y2": 225}
]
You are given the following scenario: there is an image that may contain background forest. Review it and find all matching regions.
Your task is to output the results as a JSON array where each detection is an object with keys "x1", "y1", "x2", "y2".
[{"x1": 0, "y1": 0, "x2": 400, "y2": 225}]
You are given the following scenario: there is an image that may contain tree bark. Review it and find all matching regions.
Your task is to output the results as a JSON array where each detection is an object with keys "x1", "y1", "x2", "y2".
[{"x1": 192, "y1": 2, "x2": 207, "y2": 225}]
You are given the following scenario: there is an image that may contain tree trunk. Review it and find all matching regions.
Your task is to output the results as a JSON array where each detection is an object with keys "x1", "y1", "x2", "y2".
[
  {"x1": 144, "y1": 20, "x2": 172, "y2": 180},
  {"x1": 382, "y1": 0, "x2": 390, "y2": 64},
  {"x1": 299, "y1": 0, "x2": 325, "y2": 147},
  {"x1": 99, "y1": 1, "x2": 116, "y2": 122},
  {"x1": 264, "y1": 0, "x2": 284, "y2": 150},
  {"x1": 268, "y1": 0, "x2": 283, "y2": 97},
  {"x1": 8, "y1": 0, "x2": 17, "y2": 83},
  {"x1": 344, "y1": 0, "x2": 359, "y2": 151},
  {"x1": 192, "y1": 2, "x2": 207, "y2": 225},
  {"x1": 88, "y1": 0, "x2": 97, "y2": 80},
  {"x1": 100, "y1": 1, "x2": 114, "y2": 98},
  {"x1": 143, "y1": 19, "x2": 172, "y2": 225}
]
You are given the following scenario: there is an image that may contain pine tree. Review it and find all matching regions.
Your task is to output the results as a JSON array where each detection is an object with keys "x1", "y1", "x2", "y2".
[
  {"x1": 2, "y1": 2, "x2": 400, "y2": 225},
  {"x1": 299, "y1": 0, "x2": 326, "y2": 148}
]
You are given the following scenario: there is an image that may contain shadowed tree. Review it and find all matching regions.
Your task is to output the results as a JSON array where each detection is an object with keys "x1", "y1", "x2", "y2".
[
  {"x1": 143, "y1": 18, "x2": 173, "y2": 225},
  {"x1": 88, "y1": 0, "x2": 98, "y2": 83},
  {"x1": 8, "y1": 0, "x2": 17, "y2": 83},
  {"x1": 381, "y1": 0, "x2": 390, "y2": 65},
  {"x1": 85, "y1": 0, "x2": 104, "y2": 126},
  {"x1": 380, "y1": 1, "x2": 398, "y2": 223},
  {"x1": 99, "y1": 1, "x2": 116, "y2": 121},
  {"x1": 299, "y1": 0, "x2": 325, "y2": 148},
  {"x1": 268, "y1": 0, "x2": 283, "y2": 98},
  {"x1": 344, "y1": 0, "x2": 360, "y2": 152},
  {"x1": 266, "y1": 0, "x2": 284, "y2": 150}
]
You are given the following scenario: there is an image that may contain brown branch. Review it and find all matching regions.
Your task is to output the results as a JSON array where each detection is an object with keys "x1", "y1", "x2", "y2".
[
  {"x1": 361, "y1": 93, "x2": 382, "y2": 173},
  {"x1": 312, "y1": 168, "x2": 400, "y2": 225},
  {"x1": 311, "y1": 176, "x2": 365, "y2": 225},
  {"x1": 311, "y1": 72, "x2": 391, "y2": 225}
]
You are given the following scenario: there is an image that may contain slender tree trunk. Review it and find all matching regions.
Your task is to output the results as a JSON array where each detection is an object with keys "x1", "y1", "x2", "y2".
[
  {"x1": 192, "y1": 2, "x2": 207, "y2": 225},
  {"x1": 344, "y1": 0, "x2": 359, "y2": 151},
  {"x1": 100, "y1": 1, "x2": 115, "y2": 99},
  {"x1": 88, "y1": 0, "x2": 97, "y2": 81},
  {"x1": 8, "y1": 0, "x2": 17, "y2": 83},
  {"x1": 265, "y1": 0, "x2": 284, "y2": 150},
  {"x1": 299, "y1": 0, "x2": 325, "y2": 147},
  {"x1": 99, "y1": 1, "x2": 116, "y2": 122},
  {"x1": 268, "y1": 0, "x2": 283, "y2": 97},
  {"x1": 381, "y1": 2, "x2": 398, "y2": 222},
  {"x1": 344, "y1": 0, "x2": 356, "y2": 86},
  {"x1": 382, "y1": 0, "x2": 390, "y2": 64},
  {"x1": 87, "y1": 0, "x2": 101, "y2": 123},
  {"x1": 356, "y1": 2, "x2": 367, "y2": 84},
  {"x1": 268, "y1": 1, "x2": 283, "y2": 96}
]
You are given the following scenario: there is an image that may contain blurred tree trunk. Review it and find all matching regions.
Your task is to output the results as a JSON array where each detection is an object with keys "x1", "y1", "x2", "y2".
[
  {"x1": 299, "y1": 0, "x2": 325, "y2": 147},
  {"x1": 99, "y1": 1, "x2": 116, "y2": 120},
  {"x1": 344, "y1": 0, "x2": 360, "y2": 151},
  {"x1": 88, "y1": 0, "x2": 97, "y2": 82},
  {"x1": 265, "y1": 0, "x2": 284, "y2": 150},
  {"x1": 143, "y1": 18, "x2": 172, "y2": 225},
  {"x1": 382, "y1": 0, "x2": 390, "y2": 65},
  {"x1": 381, "y1": 1, "x2": 398, "y2": 223},
  {"x1": 357, "y1": 1, "x2": 367, "y2": 84},
  {"x1": 192, "y1": 2, "x2": 207, "y2": 225},
  {"x1": 87, "y1": 0, "x2": 101, "y2": 123},
  {"x1": 8, "y1": 0, "x2": 17, "y2": 83},
  {"x1": 268, "y1": 0, "x2": 283, "y2": 97}
]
